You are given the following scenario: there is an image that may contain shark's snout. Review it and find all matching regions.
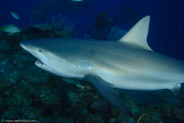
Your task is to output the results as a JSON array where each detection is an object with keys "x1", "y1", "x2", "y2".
[
  {"x1": 20, "y1": 41, "x2": 34, "y2": 53},
  {"x1": 20, "y1": 41, "x2": 38, "y2": 58},
  {"x1": 20, "y1": 41, "x2": 27, "y2": 50}
]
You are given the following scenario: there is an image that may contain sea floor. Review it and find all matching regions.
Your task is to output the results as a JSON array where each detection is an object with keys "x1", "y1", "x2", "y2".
[{"x1": 0, "y1": 27, "x2": 184, "y2": 123}]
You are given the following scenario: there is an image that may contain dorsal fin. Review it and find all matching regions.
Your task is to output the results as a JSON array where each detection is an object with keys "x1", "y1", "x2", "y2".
[{"x1": 119, "y1": 16, "x2": 152, "y2": 51}]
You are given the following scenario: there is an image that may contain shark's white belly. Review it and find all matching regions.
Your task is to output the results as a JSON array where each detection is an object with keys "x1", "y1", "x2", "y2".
[
  {"x1": 93, "y1": 59, "x2": 184, "y2": 91},
  {"x1": 95, "y1": 69, "x2": 178, "y2": 90}
]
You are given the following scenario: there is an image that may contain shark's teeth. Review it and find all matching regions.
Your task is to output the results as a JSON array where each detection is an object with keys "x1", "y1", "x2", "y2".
[{"x1": 35, "y1": 60, "x2": 43, "y2": 65}]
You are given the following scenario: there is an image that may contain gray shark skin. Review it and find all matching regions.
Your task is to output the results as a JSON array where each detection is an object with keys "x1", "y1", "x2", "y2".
[{"x1": 20, "y1": 16, "x2": 184, "y2": 116}]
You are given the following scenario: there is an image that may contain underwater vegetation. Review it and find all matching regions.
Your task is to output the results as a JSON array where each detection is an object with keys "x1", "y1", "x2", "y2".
[
  {"x1": 27, "y1": 15, "x2": 76, "y2": 39},
  {"x1": 0, "y1": 13, "x2": 184, "y2": 123},
  {"x1": 31, "y1": 0, "x2": 138, "y2": 38},
  {"x1": 114, "y1": 6, "x2": 139, "y2": 27},
  {"x1": 31, "y1": 0, "x2": 91, "y2": 23},
  {"x1": 88, "y1": 12, "x2": 127, "y2": 40},
  {"x1": 88, "y1": 6, "x2": 138, "y2": 40},
  {"x1": 88, "y1": 12, "x2": 114, "y2": 40}
]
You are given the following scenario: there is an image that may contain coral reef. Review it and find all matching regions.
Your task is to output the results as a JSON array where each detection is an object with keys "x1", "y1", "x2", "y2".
[
  {"x1": 25, "y1": 15, "x2": 76, "y2": 39},
  {"x1": 88, "y1": 12, "x2": 114, "y2": 40},
  {"x1": 31, "y1": 0, "x2": 91, "y2": 23},
  {"x1": 0, "y1": 14, "x2": 184, "y2": 123},
  {"x1": 88, "y1": 8, "x2": 137, "y2": 40}
]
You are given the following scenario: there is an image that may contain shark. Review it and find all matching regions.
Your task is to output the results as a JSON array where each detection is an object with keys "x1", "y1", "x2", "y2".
[{"x1": 20, "y1": 16, "x2": 184, "y2": 116}]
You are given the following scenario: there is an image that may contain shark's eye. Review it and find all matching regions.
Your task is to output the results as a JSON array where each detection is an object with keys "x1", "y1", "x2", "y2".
[{"x1": 39, "y1": 49, "x2": 42, "y2": 53}]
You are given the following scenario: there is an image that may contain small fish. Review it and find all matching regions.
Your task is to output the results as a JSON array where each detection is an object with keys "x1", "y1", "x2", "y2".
[
  {"x1": 72, "y1": 0, "x2": 83, "y2": 2},
  {"x1": 1, "y1": 24, "x2": 21, "y2": 33},
  {"x1": 11, "y1": 11, "x2": 20, "y2": 20}
]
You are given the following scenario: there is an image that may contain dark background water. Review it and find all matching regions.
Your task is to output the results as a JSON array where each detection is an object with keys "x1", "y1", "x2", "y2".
[{"x1": 0, "y1": 0, "x2": 184, "y2": 59}]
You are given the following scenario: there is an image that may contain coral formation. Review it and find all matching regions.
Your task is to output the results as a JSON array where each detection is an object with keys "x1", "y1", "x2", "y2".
[
  {"x1": 25, "y1": 15, "x2": 76, "y2": 39},
  {"x1": 0, "y1": 14, "x2": 184, "y2": 123}
]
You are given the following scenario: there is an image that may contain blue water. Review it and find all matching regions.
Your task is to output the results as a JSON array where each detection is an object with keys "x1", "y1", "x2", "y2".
[
  {"x1": 0, "y1": 0, "x2": 183, "y2": 59},
  {"x1": 0, "y1": 0, "x2": 184, "y2": 122}
]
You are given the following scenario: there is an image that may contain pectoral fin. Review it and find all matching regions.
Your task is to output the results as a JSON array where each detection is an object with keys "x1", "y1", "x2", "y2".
[{"x1": 85, "y1": 75, "x2": 133, "y2": 116}]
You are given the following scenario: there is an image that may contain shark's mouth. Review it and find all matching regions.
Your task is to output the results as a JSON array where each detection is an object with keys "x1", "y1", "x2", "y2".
[
  {"x1": 35, "y1": 60, "x2": 44, "y2": 66},
  {"x1": 35, "y1": 60, "x2": 51, "y2": 72},
  {"x1": 35, "y1": 60, "x2": 43, "y2": 65}
]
